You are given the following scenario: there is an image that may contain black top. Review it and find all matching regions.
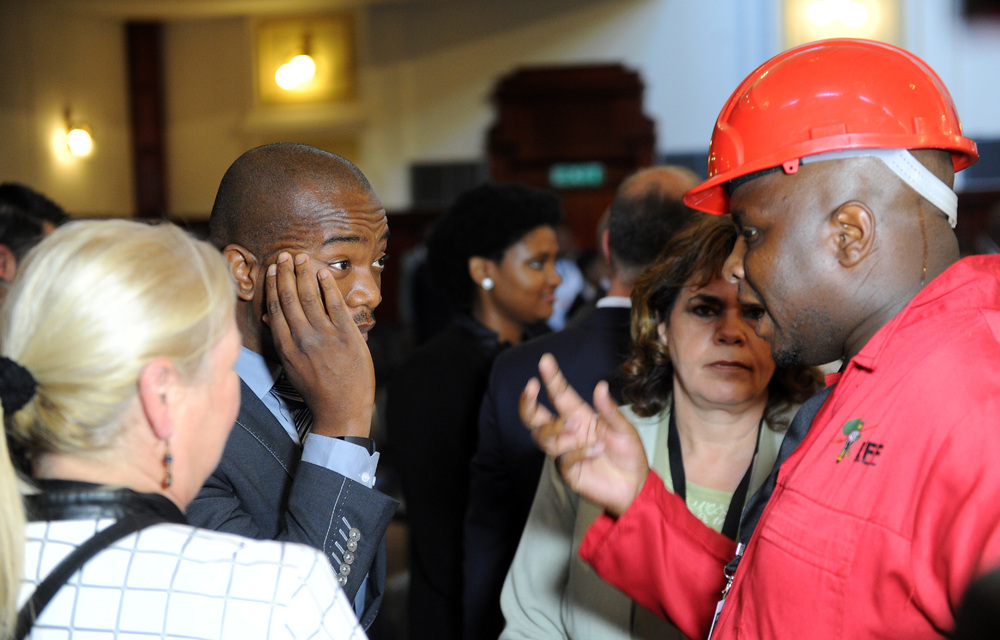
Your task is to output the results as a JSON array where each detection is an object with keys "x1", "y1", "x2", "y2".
[
  {"x1": 387, "y1": 314, "x2": 542, "y2": 640},
  {"x1": 25, "y1": 479, "x2": 186, "y2": 524}
]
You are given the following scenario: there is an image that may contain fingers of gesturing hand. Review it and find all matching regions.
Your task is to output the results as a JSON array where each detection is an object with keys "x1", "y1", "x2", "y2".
[
  {"x1": 558, "y1": 450, "x2": 640, "y2": 518},
  {"x1": 537, "y1": 353, "x2": 589, "y2": 415},
  {"x1": 521, "y1": 376, "x2": 585, "y2": 453},
  {"x1": 520, "y1": 377, "x2": 564, "y2": 457},
  {"x1": 523, "y1": 354, "x2": 646, "y2": 513},
  {"x1": 522, "y1": 355, "x2": 608, "y2": 458},
  {"x1": 520, "y1": 377, "x2": 553, "y2": 429},
  {"x1": 592, "y1": 380, "x2": 634, "y2": 439}
]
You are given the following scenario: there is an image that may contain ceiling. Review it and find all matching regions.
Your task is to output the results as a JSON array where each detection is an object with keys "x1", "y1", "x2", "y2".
[{"x1": 36, "y1": 0, "x2": 451, "y2": 20}]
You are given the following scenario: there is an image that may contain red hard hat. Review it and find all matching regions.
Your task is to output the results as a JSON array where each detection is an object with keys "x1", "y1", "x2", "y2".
[{"x1": 683, "y1": 38, "x2": 979, "y2": 215}]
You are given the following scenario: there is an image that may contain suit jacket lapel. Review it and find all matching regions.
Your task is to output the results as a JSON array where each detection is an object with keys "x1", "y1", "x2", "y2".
[{"x1": 234, "y1": 378, "x2": 299, "y2": 477}]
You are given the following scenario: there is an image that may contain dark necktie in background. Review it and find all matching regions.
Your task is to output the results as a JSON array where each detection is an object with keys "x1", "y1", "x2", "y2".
[{"x1": 270, "y1": 371, "x2": 314, "y2": 443}]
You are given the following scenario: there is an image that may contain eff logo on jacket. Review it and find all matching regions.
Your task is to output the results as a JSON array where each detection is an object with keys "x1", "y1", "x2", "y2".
[{"x1": 831, "y1": 418, "x2": 883, "y2": 466}]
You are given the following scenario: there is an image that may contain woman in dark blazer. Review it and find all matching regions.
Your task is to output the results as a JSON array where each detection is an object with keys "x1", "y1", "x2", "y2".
[{"x1": 387, "y1": 182, "x2": 563, "y2": 640}]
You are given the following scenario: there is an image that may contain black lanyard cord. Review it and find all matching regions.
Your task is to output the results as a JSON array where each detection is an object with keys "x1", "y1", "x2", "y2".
[
  {"x1": 666, "y1": 397, "x2": 764, "y2": 541},
  {"x1": 724, "y1": 384, "x2": 836, "y2": 576}
]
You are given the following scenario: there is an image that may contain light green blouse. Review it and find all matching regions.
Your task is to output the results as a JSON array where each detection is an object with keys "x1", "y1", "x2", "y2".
[{"x1": 641, "y1": 404, "x2": 784, "y2": 535}]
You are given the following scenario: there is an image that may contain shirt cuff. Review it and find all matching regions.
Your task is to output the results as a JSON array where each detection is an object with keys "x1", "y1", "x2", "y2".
[{"x1": 301, "y1": 434, "x2": 380, "y2": 488}]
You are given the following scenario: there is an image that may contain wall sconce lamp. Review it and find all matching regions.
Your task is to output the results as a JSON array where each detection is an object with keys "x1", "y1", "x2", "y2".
[
  {"x1": 275, "y1": 33, "x2": 316, "y2": 91},
  {"x1": 785, "y1": 0, "x2": 900, "y2": 47},
  {"x1": 64, "y1": 108, "x2": 93, "y2": 158},
  {"x1": 256, "y1": 15, "x2": 356, "y2": 105}
]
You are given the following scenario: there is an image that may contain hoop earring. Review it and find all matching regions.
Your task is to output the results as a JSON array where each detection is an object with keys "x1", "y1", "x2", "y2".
[
  {"x1": 162, "y1": 441, "x2": 173, "y2": 489},
  {"x1": 481, "y1": 277, "x2": 494, "y2": 291}
]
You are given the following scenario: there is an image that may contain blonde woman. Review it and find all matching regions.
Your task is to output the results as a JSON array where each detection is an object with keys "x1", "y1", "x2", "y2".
[{"x1": 0, "y1": 220, "x2": 365, "y2": 640}]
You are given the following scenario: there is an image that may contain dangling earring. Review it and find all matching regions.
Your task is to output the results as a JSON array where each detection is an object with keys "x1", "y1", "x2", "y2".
[
  {"x1": 162, "y1": 441, "x2": 173, "y2": 489},
  {"x1": 481, "y1": 277, "x2": 494, "y2": 291}
]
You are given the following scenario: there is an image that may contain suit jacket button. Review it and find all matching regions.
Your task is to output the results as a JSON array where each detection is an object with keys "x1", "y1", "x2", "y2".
[
  {"x1": 349, "y1": 527, "x2": 361, "y2": 541},
  {"x1": 347, "y1": 540, "x2": 358, "y2": 552},
  {"x1": 340, "y1": 563, "x2": 351, "y2": 576}
]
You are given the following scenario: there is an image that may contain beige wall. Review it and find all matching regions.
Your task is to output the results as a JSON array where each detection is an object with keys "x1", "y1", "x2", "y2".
[
  {"x1": 1, "y1": 0, "x2": 757, "y2": 218},
  {"x1": 0, "y1": 2, "x2": 133, "y2": 216},
  {"x1": 164, "y1": 17, "x2": 252, "y2": 219}
]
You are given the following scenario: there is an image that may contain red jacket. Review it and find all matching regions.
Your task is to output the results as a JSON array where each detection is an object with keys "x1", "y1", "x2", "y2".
[{"x1": 580, "y1": 255, "x2": 1000, "y2": 639}]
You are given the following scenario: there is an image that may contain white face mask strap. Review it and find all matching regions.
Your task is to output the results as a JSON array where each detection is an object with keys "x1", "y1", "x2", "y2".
[{"x1": 801, "y1": 148, "x2": 958, "y2": 228}]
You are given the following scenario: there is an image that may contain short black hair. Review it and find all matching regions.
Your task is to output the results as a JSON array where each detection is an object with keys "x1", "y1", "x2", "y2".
[
  {"x1": 607, "y1": 191, "x2": 700, "y2": 272},
  {"x1": 208, "y1": 142, "x2": 375, "y2": 258},
  {"x1": 0, "y1": 182, "x2": 69, "y2": 227},
  {"x1": 427, "y1": 182, "x2": 563, "y2": 312},
  {"x1": 0, "y1": 203, "x2": 45, "y2": 260}
]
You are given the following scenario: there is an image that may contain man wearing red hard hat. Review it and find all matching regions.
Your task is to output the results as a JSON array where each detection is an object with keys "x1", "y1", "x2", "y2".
[{"x1": 522, "y1": 38, "x2": 1000, "y2": 639}]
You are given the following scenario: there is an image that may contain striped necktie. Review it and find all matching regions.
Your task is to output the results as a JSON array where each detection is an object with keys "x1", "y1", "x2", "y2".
[{"x1": 270, "y1": 371, "x2": 313, "y2": 443}]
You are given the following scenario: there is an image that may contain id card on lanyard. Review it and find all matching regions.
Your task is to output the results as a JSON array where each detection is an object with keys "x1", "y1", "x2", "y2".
[{"x1": 706, "y1": 543, "x2": 744, "y2": 639}]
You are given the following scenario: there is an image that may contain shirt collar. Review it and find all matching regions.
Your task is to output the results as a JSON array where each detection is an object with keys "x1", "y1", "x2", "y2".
[
  {"x1": 452, "y1": 313, "x2": 506, "y2": 352},
  {"x1": 848, "y1": 255, "x2": 1000, "y2": 373},
  {"x1": 235, "y1": 346, "x2": 282, "y2": 400},
  {"x1": 596, "y1": 296, "x2": 632, "y2": 309},
  {"x1": 452, "y1": 313, "x2": 548, "y2": 353}
]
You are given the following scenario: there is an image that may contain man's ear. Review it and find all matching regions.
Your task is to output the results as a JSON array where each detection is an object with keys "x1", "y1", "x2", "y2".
[
  {"x1": 831, "y1": 202, "x2": 874, "y2": 268},
  {"x1": 222, "y1": 244, "x2": 258, "y2": 301},
  {"x1": 137, "y1": 358, "x2": 177, "y2": 441},
  {"x1": 0, "y1": 245, "x2": 18, "y2": 283},
  {"x1": 468, "y1": 256, "x2": 494, "y2": 288},
  {"x1": 600, "y1": 229, "x2": 612, "y2": 267}
]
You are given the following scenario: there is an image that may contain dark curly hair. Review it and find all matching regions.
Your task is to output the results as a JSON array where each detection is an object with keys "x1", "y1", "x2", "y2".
[
  {"x1": 427, "y1": 182, "x2": 563, "y2": 312},
  {"x1": 621, "y1": 214, "x2": 823, "y2": 429}
]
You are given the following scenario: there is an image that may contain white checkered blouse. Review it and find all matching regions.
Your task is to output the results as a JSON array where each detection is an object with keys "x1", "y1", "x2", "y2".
[{"x1": 19, "y1": 518, "x2": 368, "y2": 639}]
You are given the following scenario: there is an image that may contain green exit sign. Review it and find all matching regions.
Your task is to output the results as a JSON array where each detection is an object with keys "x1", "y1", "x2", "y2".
[{"x1": 548, "y1": 162, "x2": 607, "y2": 189}]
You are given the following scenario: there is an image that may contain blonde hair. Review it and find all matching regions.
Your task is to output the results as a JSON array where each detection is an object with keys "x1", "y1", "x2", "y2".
[{"x1": 0, "y1": 219, "x2": 235, "y2": 636}]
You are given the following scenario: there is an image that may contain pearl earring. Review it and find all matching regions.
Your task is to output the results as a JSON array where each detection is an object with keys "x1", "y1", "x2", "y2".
[{"x1": 481, "y1": 277, "x2": 494, "y2": 291}]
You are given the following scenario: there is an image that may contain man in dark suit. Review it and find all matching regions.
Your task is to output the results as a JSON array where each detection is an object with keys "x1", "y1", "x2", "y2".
[
  {"x1": 186, "y1": 143, "x2": 398, "y2": 630},
  {"x1": 462, "y1": 166, "x2": 702, "y2": 638}
]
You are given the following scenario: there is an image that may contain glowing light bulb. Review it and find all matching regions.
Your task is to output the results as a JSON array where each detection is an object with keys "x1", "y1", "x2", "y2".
[
  {"x1": 841, "y1": 1, "x2": 869, "y2": 28},
  {"x1": 66, "y1": 127, "x2": 93, "y2": 157},
  {"x1": 807, "y1": 0, "x2": 836, "y2": 26},
  {"x1": 807, "y1": 0, "x2": 869, "y2": 29},
  {"x1": 275, "y1": 54, "x2": 316, "y2": 90}
]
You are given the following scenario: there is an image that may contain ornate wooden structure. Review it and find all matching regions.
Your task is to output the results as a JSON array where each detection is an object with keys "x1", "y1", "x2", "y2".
[{"x1": 487, "y1": 64, "x2": 655, "y2": 250}]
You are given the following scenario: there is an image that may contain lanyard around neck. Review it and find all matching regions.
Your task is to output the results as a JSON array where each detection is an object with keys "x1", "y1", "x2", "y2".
[{"x1": 666, "y1": 397, "x2": 763, "y2": 541}]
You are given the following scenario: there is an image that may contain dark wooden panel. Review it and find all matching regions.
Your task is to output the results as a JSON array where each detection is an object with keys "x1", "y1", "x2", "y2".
[
  {"x1": 126, "y1": 22, "x2": 167, "y2": 218},
  {"x1": 487, "y1": 64, "x2": 655, "y2": 250}
]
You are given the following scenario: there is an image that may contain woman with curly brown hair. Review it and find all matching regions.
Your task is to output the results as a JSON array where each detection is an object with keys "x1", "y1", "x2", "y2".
[{"x1": 501, "y1": 214, "x2": 822, "y2": 640}]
